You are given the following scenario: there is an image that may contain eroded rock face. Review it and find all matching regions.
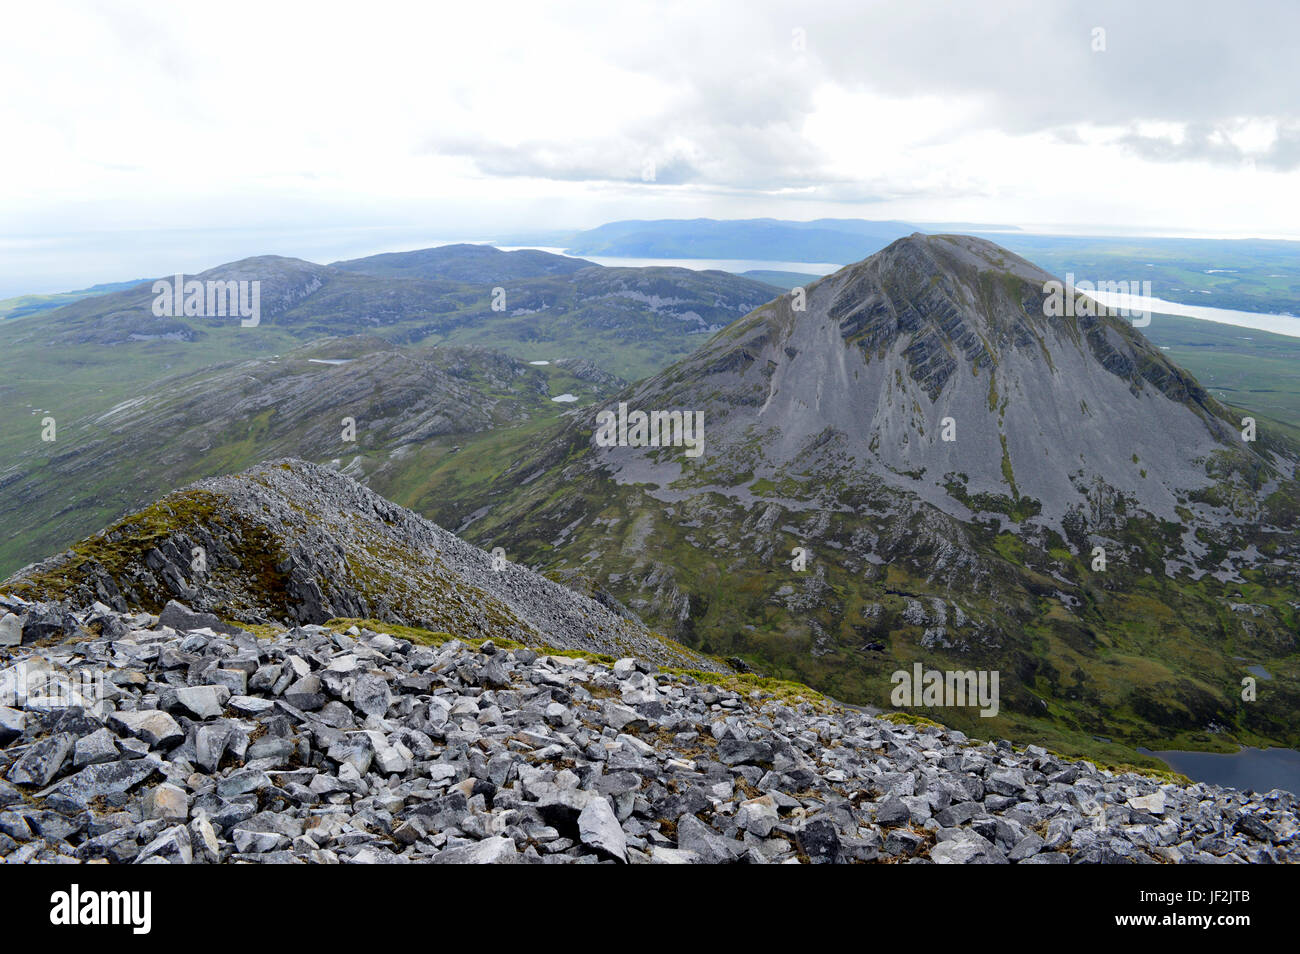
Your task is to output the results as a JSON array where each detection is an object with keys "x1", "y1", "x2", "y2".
[{"x1": 1, "y1": 595, "x2": 1294, "y2": 865}]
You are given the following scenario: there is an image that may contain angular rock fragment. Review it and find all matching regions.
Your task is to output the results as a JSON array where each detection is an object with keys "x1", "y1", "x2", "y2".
[
  {"x1": 109, "y1": 710, "x2": 184, "y2": 748},
  {"x1": 7, "y1": 732, "x2": 75, "y2": 787}
]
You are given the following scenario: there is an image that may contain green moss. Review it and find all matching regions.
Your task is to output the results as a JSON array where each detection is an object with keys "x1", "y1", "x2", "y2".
[
  {"x1": 8, "y1": 489, "x2": 291, "y2": 614},
  {"x1": 226, "y1": 620, "x2": 287, "y2": 640},
  {"x1": 999, "y1": 434, "x2": 1018, "y2": 497},
  {"x1": 883, "y1": 711, "x2": 945, "y2": 729}
]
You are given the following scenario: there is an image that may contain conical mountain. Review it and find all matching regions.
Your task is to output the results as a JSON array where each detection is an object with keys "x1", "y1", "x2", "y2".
[
  {"x1": 414, "y1": 235, "x2": 1300, "y2": 759},
  {"x1": 594, "y1": 233, "x2": 1268, "y2": 531}
]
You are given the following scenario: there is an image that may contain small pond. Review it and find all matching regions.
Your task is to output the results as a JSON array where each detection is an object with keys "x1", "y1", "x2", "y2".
[{"x1": 1138, "y1": 746, "x2": 1300, "y2": 795}]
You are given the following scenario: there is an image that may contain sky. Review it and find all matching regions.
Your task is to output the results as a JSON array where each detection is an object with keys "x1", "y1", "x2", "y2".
[{"x1": 2, "y1": 0, "x2": 1299, "y2": 293}]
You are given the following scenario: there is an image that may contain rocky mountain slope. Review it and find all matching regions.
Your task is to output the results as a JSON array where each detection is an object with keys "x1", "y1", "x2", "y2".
[
  {"x1": 407, "y1": 235, "x2": 1300, "y2": 763},
  {"x1": 2, "y1": 459, "x2": 716, "y2": 669},
  {"x1": 1, "y1": 596, "x2": 1294, "y2": 864},
  {"x1": 598, "y1": 233, "x2": 1272, "y2": 529}
]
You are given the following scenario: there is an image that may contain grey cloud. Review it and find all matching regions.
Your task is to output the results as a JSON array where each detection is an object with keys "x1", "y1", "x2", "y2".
[
  {"x1": 428, "y1": 0, "x2": 1300, "y2": 190},
  {"x1": 1118, "y1": 121, "x2": 1300, "y2": 171},
  {"x1": 807, "y1": 0, "x2": 1300, "y2": 131},
  {"x1": 427, "y1": 74, "x2": 832, "y2": 191}
]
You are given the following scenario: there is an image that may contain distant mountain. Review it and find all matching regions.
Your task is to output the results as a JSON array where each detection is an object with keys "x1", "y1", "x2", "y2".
[
  {"x1": 332, "y1": 243, "x2": 596, "y2": 282},
  {"x1": 918, "y1": 222, "x2": 1023, "y2": 232},
  {"x1": 632, "y1": 233, "x2": 1247, "y2": 532},
  {"x1": 561, "y1": 218, "x2": 922, "y2": 261},
  {"x1": 9, "y1": 246, "x2": 775, "y2": 380},
  {"x1": 407, "y1": 234, "x2": 1300, "y2": 764},
  {"x1": 0, "y1": 243, "x2": 775, "y2": 575},
  {"x1": 0, "y1": 278, "x2": 153, "y2": 320}
]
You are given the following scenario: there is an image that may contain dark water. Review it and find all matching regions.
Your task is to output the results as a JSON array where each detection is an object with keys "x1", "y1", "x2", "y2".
[{"x1": 1139, "y1": 746, "x2": 1300, "y2": 795}]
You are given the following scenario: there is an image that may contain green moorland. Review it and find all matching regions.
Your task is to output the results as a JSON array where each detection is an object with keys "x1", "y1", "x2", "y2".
[
  {"x1": 992, "y1": 234, "x2": 1300, "y2": 318},
  {"x1": 1140, "y1": 311, "x2": 1300, "y2": 442},
  {"x1": 0, "y1": 252, "x2": 773, "y2": 573},
  {"x1": 0, "y1": 325, "x2": 605, "y2": 577}
]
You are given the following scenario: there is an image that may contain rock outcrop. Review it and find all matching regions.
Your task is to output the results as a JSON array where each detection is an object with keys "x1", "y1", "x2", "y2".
[{"x1": 3, "y1": 460, "x2": 717, "y2": 669}]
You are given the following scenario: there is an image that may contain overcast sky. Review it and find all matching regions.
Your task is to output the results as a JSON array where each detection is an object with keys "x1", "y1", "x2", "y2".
[{"x1": 2, "y1": 0, "x2": 1299, "y2": 290}]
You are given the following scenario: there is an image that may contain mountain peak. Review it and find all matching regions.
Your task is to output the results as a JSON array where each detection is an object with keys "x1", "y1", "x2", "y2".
[
  {"x1": 597, "y1": 235, "x2": 1266, "y2": 532},
  {"x1": 331, "y1": 244, "x2": 597, "y2": 282},
  {"x1": 424, "y1": 239, "x2": 1300, "y2": 753},
  {"x1": 874, "y1": 231, "x2": 1051, "y2": 279}
]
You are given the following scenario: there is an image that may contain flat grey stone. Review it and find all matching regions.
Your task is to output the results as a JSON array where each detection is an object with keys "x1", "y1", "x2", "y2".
[{"x1": 577, "y1": 794, "x2": 627, "y2": 862}]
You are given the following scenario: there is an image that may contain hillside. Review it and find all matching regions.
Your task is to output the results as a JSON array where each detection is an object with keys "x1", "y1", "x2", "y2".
[
  {"x1": 331, "y1": 243, "x2": 597, "y2": 282},
  {"x1": 395, "y1": 235, "x2": 1300, "y2": 765},
  {"x1": 0, "y1": 279, "x2": 152, "y2": 321},
  {"x1": 0, "y1": 245, "x2": 776, "y2": 575},
  {"x1": 0, "y1": 337, "x2": 620, "y2": 577},
  {"x1": 5, "y1": 246, "x2": 774, "y2": 380},
  {"x1": 2, "y1": 459, "x2": 716, "y2": 669}
]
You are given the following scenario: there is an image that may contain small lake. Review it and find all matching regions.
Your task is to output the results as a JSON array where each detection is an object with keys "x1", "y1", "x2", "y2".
[{"x1": 1138, "y1": 746, "x2": 1300, "y2": 795}]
